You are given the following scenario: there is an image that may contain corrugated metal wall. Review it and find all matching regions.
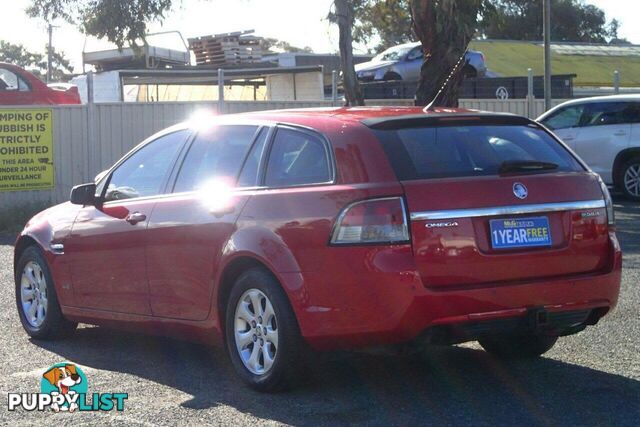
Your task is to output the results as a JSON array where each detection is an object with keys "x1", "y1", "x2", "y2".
[
  {"x1": 460, "y1": 99, "x2": 566, "y2": 118},
  {"x1": 0, "y1": 98, "x2": 554, "y2": 209}
]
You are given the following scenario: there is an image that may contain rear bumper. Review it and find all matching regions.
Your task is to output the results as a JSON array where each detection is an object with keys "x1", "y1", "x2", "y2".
[
  {"x1": 290, "y1": 233, "x2": 622, "y2": 351},
  {"x1": 422, "y1": 307, "x2": 605, "y2": 346}
]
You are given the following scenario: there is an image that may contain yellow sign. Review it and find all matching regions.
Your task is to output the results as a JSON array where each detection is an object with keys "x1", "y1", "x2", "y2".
[{"x1": 0, "y1": 109, "x2": 54, "y2": 192}]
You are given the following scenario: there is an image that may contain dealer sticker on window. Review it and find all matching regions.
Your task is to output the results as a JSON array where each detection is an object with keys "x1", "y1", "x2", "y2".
[{"x1": 490, "y1": 217, "x2": 552, "y2": 249}]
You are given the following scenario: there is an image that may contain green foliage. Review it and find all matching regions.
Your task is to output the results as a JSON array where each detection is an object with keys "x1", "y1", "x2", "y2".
[
  {"x1": 481, "y1": 0, "x2": 618, "y2": 43},
  {"x1": 0, "y1": 41, "x2": 73, "y2": 82},
  {"x1": 42, "y1": 44, "x2": 74, "y2": 81},
  {"x1": 352, "y1": 0, "x2": 623, "y2": 54},
  {"x1": 27, "y1": 0, "x2": 175, "y2": 48},
  {"x1": 431, "y1": 0, "x2": 486, "y2": 44},
  {"x1": 352, "y1": 0, "x2": 414, "y2": 52},
  {"x1": 28, "y1": 1, "x2": 315, "y2": 55},
  {"x1": 351, "y1": 0, "x2": 494, "y2": 53},
  {"x1": 0, "y1": 41, "x2": 43, "y2": 68},
  {"x1": 608, "y1": 19, "x2": 631, "y2": 45}
]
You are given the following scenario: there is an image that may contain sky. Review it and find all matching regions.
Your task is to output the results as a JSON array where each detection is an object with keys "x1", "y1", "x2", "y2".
[{"x1": 0, "y1": 0, "x2": 638, "y2": 73}]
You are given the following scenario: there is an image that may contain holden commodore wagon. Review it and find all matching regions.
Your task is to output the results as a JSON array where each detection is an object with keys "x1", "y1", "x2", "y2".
[{"x1": 14, "y1": 107, "x2": 622, "y2": 391}]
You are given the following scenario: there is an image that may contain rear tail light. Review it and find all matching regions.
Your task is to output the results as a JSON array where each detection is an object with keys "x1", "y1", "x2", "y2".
[
  {"x1": 597, "y1": 175, "x2": 615, "y2": 229},
  {"x1": 331, "y1": 197, "x2": 409, "y2": 245}
]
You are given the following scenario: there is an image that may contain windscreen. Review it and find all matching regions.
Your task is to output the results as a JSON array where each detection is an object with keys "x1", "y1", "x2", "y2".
[
  {"x1": 373, "y1": 45, "x2": 413, "y2": 61},
  {"x1": 376, "y1": 124, "x2": 584, "y2": 180}
]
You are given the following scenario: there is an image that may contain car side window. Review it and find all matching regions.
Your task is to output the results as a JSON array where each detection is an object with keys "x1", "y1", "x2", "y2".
[
  {"x1": 265, "y1": 128, "x2": 331, "y2": 187},
  {"x1": 407, "y1": 47, "x2": 423, "y2": 61},
  {"x1": 542, "y1": 105, "x2": 585, "y2": 130},
  {"x1": 173, "y1": 125, "x2": 258, "y2": 193},
  {"x1": 17, "y1": 76, "x2": 30, "y2": 91},
  {"x1": 628, "y1": 103, "x2": 640, "y2": 124},
  {"x1": 582, "y1": 102, "x2": 638, "y2": 127},
  {"x1": 0, "y1": 68, "x2": 30, "y2": 92},
  {"x1": 104, "y1": 130, "x2": 189, "y2": 202}
]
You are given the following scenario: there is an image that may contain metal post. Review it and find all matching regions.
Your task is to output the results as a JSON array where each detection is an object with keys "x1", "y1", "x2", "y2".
[
  {"x1": 614, "y1": 70, "x2": 620, "y2": 94},
  {"x1": 292, "y1": 73, "x2": 298, "y2": 101},
  {"x1": 47, "y1": 24, "x2": 53, "y2": 83},
  {"x1": 86, "y1": 71, "x2": 94, "y2": 104},
  {"x1": 119, "y1": 74, "x2": 124, "y2": 102},
  {"x1": 527, "y1": 68, "x2": 535, "y2": 119},
  {"x1": 217, "y1": 68, "x2": 225, "y2": 114},
  {"x1": 86, "y1": 71, "x2": 96, "y2": 180},
  {"x1": 332, "y1": 70, "x2": 338, "y2": 106},
  {"x1": 543, "y1": 0, "x2": 552, "y2": 111}
]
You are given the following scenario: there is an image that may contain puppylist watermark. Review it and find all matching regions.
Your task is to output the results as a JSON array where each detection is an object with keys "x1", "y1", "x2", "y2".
[{"x1": 7, "y1": 362, "x2": 128, "y2": 413}]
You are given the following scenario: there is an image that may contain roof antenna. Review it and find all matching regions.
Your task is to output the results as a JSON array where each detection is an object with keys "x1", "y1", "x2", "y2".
[{"x1": 424, "y1": 48, "x2": 469, "y2": 112}]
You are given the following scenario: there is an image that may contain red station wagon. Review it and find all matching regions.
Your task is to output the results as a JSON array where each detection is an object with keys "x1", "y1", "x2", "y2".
[{"x1": 14, "y1": 107, "x2": 622, "y2": 391}]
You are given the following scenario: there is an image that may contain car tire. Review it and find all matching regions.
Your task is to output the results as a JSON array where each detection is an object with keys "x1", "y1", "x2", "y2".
[
  {"x1": 479, "y1": 334, "x2": 558, "y2": 359},
  {"x1": 617, "y1": 158, "x2": 640, "y2": 201},
  {"x1": 15, "y1": 245, "x2": 77, "y2": 340},
  {"x1": 225, "y1": 267, "x2": 304, "y2": 392}
]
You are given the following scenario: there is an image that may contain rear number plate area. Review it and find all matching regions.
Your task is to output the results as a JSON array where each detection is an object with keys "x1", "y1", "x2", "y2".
[{"x1": 490, "y1": 216, "x2": 552, "y2": 249}]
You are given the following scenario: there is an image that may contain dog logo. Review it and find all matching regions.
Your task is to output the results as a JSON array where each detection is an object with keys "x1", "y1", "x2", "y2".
[
  {"x1": 8, "y1": 362, "x2": 127, "y2": 412},
  {"x1": 41, "y1": 363, "x2": 87, "y2": 412}
]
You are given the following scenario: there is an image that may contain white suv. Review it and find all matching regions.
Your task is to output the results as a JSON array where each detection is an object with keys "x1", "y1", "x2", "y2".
[{"x1": 538, "y1": 95, "x2": 640, "y2": 200}]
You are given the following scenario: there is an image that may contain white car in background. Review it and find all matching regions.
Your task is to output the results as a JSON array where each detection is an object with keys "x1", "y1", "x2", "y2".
[{"x1": 538, "y1": 95, "x2": 640, "y2": 200}]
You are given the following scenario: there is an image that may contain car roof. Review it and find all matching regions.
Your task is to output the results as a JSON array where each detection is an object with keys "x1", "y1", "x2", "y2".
[
  {"x1": 239, "y1": 106, "x2": 468, "y2": 124},
  {"x1": 377, "y1": 42, "x2": 480, "y2": 55},
  {"x1": 219, "y1": 106, "x2": 530, "y2": 129},
  {"x1": 537, "y1": 94, "x2": 640, "y2": 120},
  {"x1": 554, "y1": 94, "x2": 640, "y2": 106},
  {"x1": 0, "y1": 62, "x2": 31, "y2": 73},
  {"x1": 245, "y1": 106, "x2": 463, "y2": 121},
  {"x1": 391, "y1": 42, "x2": 421, "y2": 50},
  {"x1": 0, "y1": 62, "x2": 47, "y2": 88}
]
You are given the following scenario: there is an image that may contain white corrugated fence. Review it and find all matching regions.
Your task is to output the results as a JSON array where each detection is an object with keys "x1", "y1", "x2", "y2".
[{"x1": 0, "y1": 98, "x2": 559, "y2": 211}]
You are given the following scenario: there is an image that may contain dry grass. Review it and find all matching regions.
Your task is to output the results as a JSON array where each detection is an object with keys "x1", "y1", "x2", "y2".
[{"x1": 470, "y1": 40, "x2": 640, "y2": 87}]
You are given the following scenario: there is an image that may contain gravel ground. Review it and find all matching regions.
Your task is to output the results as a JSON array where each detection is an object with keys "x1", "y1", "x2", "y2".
[{"x1": 0, "y1": 198, "x2": 638, "y2": 426}]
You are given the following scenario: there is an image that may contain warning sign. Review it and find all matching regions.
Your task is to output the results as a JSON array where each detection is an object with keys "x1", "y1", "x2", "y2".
[{"x1": 0, "y1": 109, "x2": 54, "y2": 192}]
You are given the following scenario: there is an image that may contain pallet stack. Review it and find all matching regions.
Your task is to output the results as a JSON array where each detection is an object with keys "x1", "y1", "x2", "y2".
[{"x1": 189, "y1": 30, "x2": 263, "y2": 67}]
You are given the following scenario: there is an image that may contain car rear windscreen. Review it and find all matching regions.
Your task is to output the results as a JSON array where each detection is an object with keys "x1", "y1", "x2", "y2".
[{"x1": 375, "y1": 124, "x2": 584, "y2": 180}]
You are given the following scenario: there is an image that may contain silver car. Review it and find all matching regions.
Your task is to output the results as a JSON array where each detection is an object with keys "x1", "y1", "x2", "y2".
[
  {"x1": 355, "y1": 42, "x2": 487, "y2": 82},
  {"x1": 538, "y1": 95, "x2": 640, "y2": 200}
]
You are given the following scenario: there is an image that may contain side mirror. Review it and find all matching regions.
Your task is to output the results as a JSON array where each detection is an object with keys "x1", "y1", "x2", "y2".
[{"x1": 70, "y1": 183, "x2": 97, "y2": 206}]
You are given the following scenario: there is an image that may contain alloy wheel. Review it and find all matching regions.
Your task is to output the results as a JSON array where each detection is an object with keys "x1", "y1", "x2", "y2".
[
  {"x1": 624, "y1": 163, "x2": 640, "y2": 197},
  {"x1": 234, "y1": 289, "x2": 278, "y2": 375},
  {"x1": 20, "y1": 261, "x2": 48, "y2": 328}
]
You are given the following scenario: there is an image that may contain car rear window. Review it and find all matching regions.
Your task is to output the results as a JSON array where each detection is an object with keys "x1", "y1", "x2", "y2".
[
  {"x1": 265, "y1": 128, "x2": 331, "y2": 187},
  {"x1": 376, "y1": 124, "x2": 584, "y2": 180}
]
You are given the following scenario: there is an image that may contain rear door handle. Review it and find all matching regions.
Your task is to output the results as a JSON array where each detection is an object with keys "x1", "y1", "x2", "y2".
[
  {"x1": 562, "y1": 136, "x2": 575, "y2": 141},
  {"x1": 614, "y1": 131, "x2": 627, "y2": 136},
  {"x1": 125, "y1": 212, "x2": 147, "y2": 225}
]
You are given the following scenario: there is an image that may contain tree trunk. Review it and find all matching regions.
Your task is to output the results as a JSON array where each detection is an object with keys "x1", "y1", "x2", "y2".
[
  {"x1": 410, "y1": 0, "x2": 481, "y2": 107},
  {"x1": 334, "y1": 0, "x2": 365, "y2": 106}
]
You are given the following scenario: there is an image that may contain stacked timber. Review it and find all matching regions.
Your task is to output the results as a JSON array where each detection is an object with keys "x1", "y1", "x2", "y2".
[{"x1": 189, "y1": 30, "x2": 263, "y2": 66}]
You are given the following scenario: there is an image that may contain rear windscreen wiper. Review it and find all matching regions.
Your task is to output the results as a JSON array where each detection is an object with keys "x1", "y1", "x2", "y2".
[{"x1": 499, "y1": 160, "x2": 559, "y2": 175}]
